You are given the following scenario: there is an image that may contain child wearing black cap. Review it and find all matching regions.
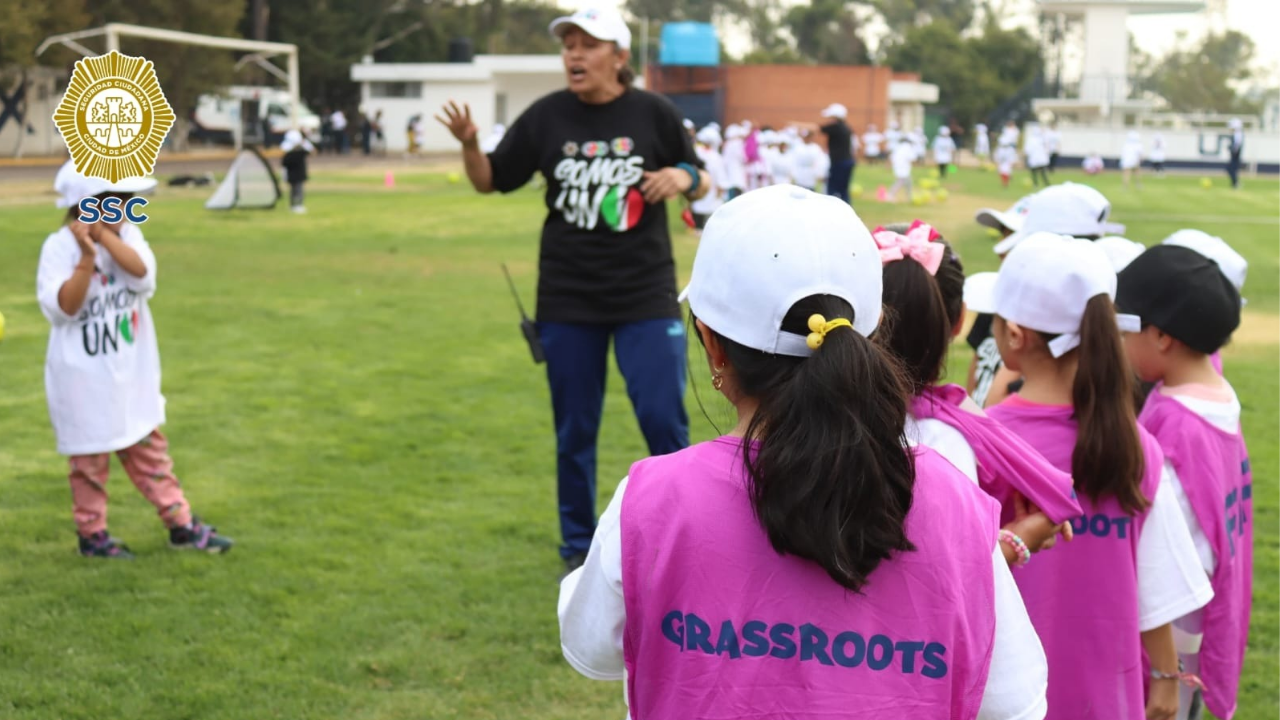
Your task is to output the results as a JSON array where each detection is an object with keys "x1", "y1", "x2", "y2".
[{"x1": 1116, "y1": 244, "x2": 1252, "y2": 720}]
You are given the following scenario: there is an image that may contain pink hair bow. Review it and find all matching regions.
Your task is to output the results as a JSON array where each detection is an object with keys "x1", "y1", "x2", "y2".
[{"x1": 872, "y1": 220, "x2": 945, "y2": 275}]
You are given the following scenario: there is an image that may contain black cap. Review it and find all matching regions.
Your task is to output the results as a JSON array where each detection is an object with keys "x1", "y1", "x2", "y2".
[{"x1": 1116, "y1": 245, "x2": 1241, "y2": 354}]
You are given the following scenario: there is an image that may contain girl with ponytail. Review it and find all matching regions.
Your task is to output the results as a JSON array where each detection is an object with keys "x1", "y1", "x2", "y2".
[
  {"x1": 876, "y1": 221, "x2": 1080, "y2": 566},
  {"x1": 558, "y1": 186, "x2": 1048, "y2": 720},
  {"x1": 968, "y1": 233, "x2": 1213, "y2": 720}
]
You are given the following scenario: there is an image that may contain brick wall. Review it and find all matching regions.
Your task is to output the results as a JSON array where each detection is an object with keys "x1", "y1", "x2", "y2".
[{"x1": 722, "y1": 65, "x2": 894, "y2": 132}]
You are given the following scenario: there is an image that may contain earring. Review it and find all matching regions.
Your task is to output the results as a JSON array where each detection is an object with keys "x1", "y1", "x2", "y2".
[{"x1": 712, "y1": 373, "x2": 725, "y2": 391}]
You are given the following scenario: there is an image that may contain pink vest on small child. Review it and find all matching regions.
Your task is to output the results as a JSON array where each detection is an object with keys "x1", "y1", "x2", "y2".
[
  {"x1": 621, "y1": 438, "x2": 1001, "y2": 720},
  {"x1": 1139, "y1": 390, "x2": 1252, "y2": 719},
  {"x1": 912, "y1": 384, "x2": 1082, "y2": 523},
  {"x1": 988, "y1": 399, "x2": 1164, "y2": 720}
]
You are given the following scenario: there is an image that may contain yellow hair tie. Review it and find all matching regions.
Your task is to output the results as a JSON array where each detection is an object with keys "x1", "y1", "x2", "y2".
[{"x1": 806, "y1": 314, "x2": 853, "y2": 350}]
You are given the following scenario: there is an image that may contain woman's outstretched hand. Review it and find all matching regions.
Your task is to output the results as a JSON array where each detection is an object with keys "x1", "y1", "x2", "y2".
[{"x1": 436, "y1": 101, "x2": 478, "y2": 146}]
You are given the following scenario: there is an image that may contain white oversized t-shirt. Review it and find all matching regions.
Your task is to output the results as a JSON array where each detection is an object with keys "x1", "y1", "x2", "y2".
[
  {"x1": 37, "y1": 223, "x2": 164, "y2": 455},
  {"x1": 932, "y1": 135, "x2": 956, "y2": 165},
  {"x1": 890, "y1": 142, "x2": 916, "y2": 179}
]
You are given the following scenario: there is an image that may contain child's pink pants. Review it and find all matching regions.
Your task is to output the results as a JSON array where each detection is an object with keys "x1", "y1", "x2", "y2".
[{"x1": 67, "y1": 428, "x2": 192, "y2": 536}]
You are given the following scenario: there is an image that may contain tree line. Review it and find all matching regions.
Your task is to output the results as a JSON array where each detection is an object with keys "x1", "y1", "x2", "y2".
[{"x1": 0, "y1": 0, "x2": 1267, "y2": 154}]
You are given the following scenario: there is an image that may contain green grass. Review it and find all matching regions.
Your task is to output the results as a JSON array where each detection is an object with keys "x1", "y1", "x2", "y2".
[{"x1": 0, "y1": 163, "x2": 1274, "y2": 718}]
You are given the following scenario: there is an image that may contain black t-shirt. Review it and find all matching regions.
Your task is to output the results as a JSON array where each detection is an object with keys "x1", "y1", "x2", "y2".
[
  {"x1": 487, "y1": 89, "x2": 700, "y2": 324},
  {"x1": 966, "y1": 312, "x2": 994, "y2": 351},
  {"x1": 821, "y1": 119, "x2": 853, "y2": 165}
]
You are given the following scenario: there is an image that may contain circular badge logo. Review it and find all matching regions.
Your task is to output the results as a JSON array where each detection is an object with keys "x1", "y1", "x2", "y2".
[{"x1": 53, "y1": 51, "x2": 175, "y2": 183}]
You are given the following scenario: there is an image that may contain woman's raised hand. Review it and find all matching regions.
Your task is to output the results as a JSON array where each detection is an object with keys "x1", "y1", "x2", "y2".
[{"x1": 435, "y1": 101, "x2": 478, "y2": 146}]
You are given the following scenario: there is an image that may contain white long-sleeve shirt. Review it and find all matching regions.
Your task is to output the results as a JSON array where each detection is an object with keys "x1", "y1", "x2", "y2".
[{"x1": 37, "y1": 223, "x2": 164, "y2": 455}]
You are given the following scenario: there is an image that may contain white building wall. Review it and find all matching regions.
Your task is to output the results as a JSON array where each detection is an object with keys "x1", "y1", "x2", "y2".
[
  {"x1": 491, "y1": 72, "x2": 565, "y2": 126},
  {"x1": 351, "y1": 56, "x2": 566, "y2": 153},
  {"x1": 1080, "y1": 6, "x2": 1132, "y2": 103},
  {"x1": 360, "y1": 81, "x2": 494, "y2": 154},
  {"x1": 1057, "y1": 126, "x2": 1280, "y2": 167}
]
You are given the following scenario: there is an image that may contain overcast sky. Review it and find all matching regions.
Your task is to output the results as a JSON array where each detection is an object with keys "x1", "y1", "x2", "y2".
[{"x1": 564, "y1": 0, "x2": 1279, "y2": 86}]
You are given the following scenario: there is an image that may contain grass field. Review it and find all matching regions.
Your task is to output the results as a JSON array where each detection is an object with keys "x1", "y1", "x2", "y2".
[{"x1": 0, "y1": 160, "x2": 1275, "y2": 719}]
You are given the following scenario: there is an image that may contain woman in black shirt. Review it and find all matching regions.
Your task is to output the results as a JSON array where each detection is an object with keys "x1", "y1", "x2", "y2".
[{"x1": 438, "y1": 7, "x2": 709, "y2": 573}]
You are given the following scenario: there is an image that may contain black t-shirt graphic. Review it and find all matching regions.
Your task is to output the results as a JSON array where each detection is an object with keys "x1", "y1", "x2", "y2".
[
  {"x1": 821, "y1": 119, "x2": 853, "y2": 165},
  {"x1": 487, "y1": 89, "x2": 700, "y2": 324},
  {"x1": 967, "y1": 313, "x2": 1003, "y2": 407}
]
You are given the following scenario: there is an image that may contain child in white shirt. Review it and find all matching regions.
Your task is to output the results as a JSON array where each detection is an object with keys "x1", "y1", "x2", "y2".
[
  {"x1": 889, "y1": 137, "x2": 916, "y2": 202},
  {"x1": 932, "y1": 127, "x2": 956, "y2": 177},
  {"x1": 39, "y1": 163, "x2": 233, "y2": 559}
]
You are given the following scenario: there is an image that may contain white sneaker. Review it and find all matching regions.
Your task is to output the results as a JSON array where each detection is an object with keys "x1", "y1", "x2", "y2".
[{"x1": 292, "y1": 205, "x2": 307, "y2": 214}]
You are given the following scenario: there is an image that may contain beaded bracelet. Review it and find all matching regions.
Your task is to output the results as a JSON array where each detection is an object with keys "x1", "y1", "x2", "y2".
[
  {"x1": 999, "y1": 529, "x2": 1031, "y2": 567},
  {"x1": 1151, "y1": 660, "x2": 1207, "y2": 690}
]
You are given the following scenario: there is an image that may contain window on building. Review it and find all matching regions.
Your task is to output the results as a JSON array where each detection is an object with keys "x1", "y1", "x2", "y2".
[
  {"x1": 495, "y1": 93, "x2": 508, "y2": 125},
  {"x1": 369, "y1": 82, "x2": 422, "y2": 99}
]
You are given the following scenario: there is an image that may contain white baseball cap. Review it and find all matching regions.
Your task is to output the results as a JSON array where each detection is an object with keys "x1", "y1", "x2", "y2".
[
  {"x1": 991, "y1": 182, "x2": 1123, "y2": 256},
  {"x1": 1095, "y1": 236, "x2": 1146, "y2": 272},
  {"x1": 963, "y1": 233, "x2": 1140, "y2": 358},
  {"x1": 1162, "y1": 229, "x2": 1247, "y2": 294},
  {"x1": 53, "y1": 160, "x2": 157, "y2": 209},
  {"x1": 821, "y1": 103, "x2": 848, "y2": 120},
  {"x1": 695, "y1": 126, "x2": 722, "y2": 147},
  {"x1": 974, "y1": 193, "x2": 1035, "y2": 235},
  {"x1": 549, "y1": 7, "x2": 632, "y2": 50},
  {"x1": 679, "y1": 185, "x2": 882, "y2": 356}
]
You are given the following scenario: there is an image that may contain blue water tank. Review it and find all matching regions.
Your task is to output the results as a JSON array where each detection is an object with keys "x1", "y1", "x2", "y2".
[{"x1": 659, "y1": 23, "x2": 720, "y2": 66}]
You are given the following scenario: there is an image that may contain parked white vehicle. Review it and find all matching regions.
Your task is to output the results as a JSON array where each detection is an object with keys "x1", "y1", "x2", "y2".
[{"x1": 190, "y1": 86, "x2": 320, "y2": 146}]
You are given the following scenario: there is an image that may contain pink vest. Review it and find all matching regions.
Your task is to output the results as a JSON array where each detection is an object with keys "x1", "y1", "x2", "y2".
[
  {"x1": 621, "y1": 438, "x2": 1000, "y2": 720},
  {"x1": 988, "y1": 400, "x2": 1163, "y2": 720},
  {"x1": 1139, "y1": 391, "x2": 1252, "y2": 719},
  {"x1": 744, "y1": 131, "x2": 761, "y2": 163},
  {"x1": 912, "y1": 384, "x2": 1082, "y2": 523}
]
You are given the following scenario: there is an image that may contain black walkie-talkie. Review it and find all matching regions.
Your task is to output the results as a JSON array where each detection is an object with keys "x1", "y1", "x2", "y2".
[{"x1": 501, "y1": 264, "x2": 545, "y2": 364}]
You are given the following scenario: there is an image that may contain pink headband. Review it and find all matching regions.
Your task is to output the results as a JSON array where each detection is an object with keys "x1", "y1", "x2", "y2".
[{"x1": 872, "y1": 220, "x2": 944, "y2": 276}]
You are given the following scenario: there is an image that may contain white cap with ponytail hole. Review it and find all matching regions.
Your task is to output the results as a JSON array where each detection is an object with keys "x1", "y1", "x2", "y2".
[
  {"x1": 964, "y1": 233, "x2": 1141, "y2": 358},
  {"x1": 678, "y1": 185, "x2": 882, "y2": 357}
]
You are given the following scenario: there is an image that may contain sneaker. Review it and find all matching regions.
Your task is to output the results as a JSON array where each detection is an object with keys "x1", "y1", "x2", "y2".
[
  {"x1": 79, "y1": 530, "x2": 134, "y2": 559},
  {"x1": 169, "y1": 516, "x2": 233, "y2": 554}
]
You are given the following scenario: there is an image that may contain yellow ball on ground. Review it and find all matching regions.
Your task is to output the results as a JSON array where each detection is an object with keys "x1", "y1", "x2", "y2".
[
  {"x1": 987, "y1": 227, "x2": 1002, "y2": 239},
  {"x1": 936, "y1": 188, "x2": 949, "y2": 202},
  {"x1": 919, "y1": 190, "x2": 935, "y2": 203},
  {"x1": 1200, "y1": 178, "x2": 1213, "y2": 188},
  {"x1": 1022, "y1": 177, "x2": 1034, "y2": 188},
  {"x1": 930, "y1": 168, "x2": 941, "y2": 179},
  {"x1": 447, "y1": 171, "x2": 462, "y2": 184},
  {"x1": 851, "y1": 183, "x2": 864, "y2": 198},
  {"x1": 911, "y1": 195, "x2": 925, "y2": 206},
  {"x1": 0, "y1": 310, "x2": 5, "y2": 341}
]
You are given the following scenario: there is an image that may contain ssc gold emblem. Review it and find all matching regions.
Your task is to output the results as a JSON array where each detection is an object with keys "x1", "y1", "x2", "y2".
[{"x1": 53, "y1": 50, "x2": 175, "y2": 183}]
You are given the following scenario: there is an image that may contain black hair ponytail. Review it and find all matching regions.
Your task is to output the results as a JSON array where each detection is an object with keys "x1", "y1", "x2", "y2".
[
  {"x1": 702, "y1": 294, "x2": 917, "y2": 592},
  {"x1": 1069, "y1": 295, "x2": 1149, "y2": 514}
]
